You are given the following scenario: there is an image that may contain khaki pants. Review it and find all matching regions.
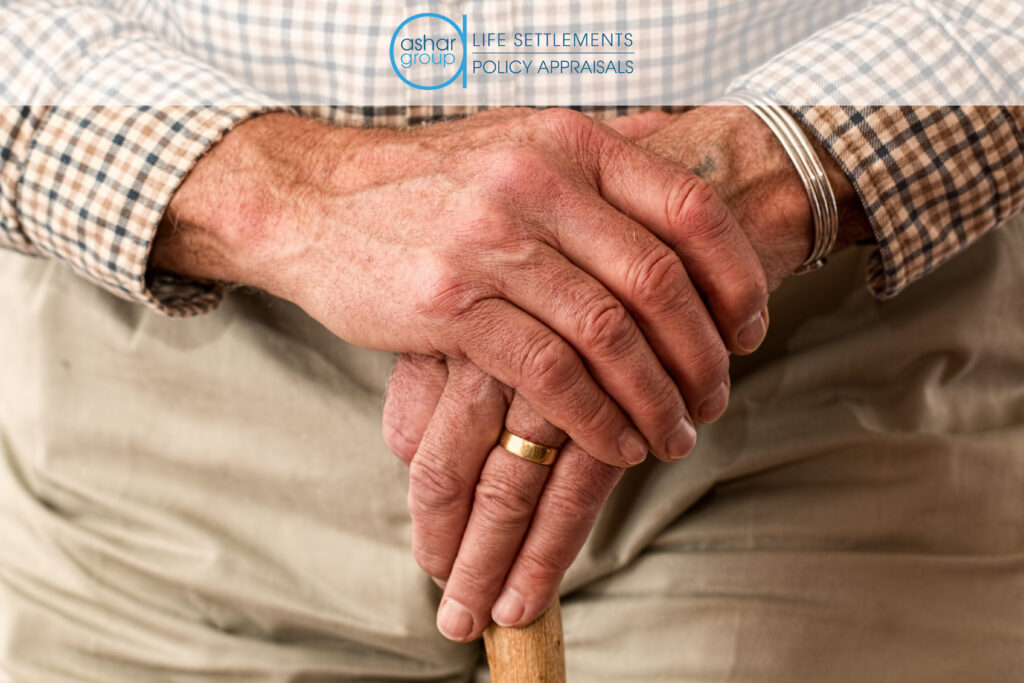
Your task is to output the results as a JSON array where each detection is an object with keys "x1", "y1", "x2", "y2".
[{"x1": 1, "y1": 219, "x2": 1023, "y2": 682}]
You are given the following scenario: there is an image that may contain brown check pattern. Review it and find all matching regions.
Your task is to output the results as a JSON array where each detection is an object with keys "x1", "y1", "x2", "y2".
[{"x1": 1, "y1": 1, "x2": 1022, "y2": 314}]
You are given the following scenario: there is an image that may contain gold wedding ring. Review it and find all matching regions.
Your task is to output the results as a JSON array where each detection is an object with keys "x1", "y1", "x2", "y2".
[{"x1": 498, "y1": 429, "x2": 559, "y2": 466}]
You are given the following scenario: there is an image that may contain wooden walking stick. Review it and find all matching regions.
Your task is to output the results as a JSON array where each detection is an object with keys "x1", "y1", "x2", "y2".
[{"x1": 484, "y1": 596, "x2": 566, "y2": 682}]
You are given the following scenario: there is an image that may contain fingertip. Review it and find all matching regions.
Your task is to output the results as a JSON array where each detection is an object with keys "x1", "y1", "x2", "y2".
[
  {"x1": 660, "y1": 413, "x2": 697, "y2": 460},
  {"x1": 735, "y1": 307, "x2": 769, "y2": 355},
  {"x1": 696, "y1": 381, "x2": 730, "y2": 423},
  {"x1": 617, "y1": 426, "x2": 649, "y2": 466},
  {"x1": 491, "y1": 587, "x2": 526, "y2": 627},
  {"x1": 437, "y1": 597, "x2": 477, "y2": 642},
  {"x1": 494, "y1": 585, "x2": 560, "y2": 630}
]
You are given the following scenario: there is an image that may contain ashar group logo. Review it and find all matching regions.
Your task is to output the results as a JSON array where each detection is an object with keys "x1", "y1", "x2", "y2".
[{"x1": 390, "y1": 13, "x2": 468, "y2": 90}]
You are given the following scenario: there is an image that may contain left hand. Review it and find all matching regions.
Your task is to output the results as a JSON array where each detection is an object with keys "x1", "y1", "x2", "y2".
[
  {"x1": 384, "y1": 105, "x2": 873, "y2": 642},
  {"x1": 386, "y1": 356, "x2": 621, "y2": 642}
]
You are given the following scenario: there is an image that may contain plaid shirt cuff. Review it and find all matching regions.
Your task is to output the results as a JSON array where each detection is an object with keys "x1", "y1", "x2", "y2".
[
  {"x1": 3, "y1": 5, "x2": 287, "y2": 315},
  {"x1": 730, "y1": 1, "x2": 1024, "y2": 298},
  {"x1": 781, "y1": 105, "x2": 1022, "y2": 299},
  {"x1": 20, "y1": 105, "x2": 282, "y2": 316}
]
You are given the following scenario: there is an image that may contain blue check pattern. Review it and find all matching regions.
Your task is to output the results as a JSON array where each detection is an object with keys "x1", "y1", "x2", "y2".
[{"x1": 1, "y1": 0, "x2": 1022, "y2": 313}]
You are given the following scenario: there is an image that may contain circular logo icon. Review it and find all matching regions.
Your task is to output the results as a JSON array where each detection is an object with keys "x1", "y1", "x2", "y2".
[{"x1": 390, "y1": 13, "x2": 468, "y2": 90}]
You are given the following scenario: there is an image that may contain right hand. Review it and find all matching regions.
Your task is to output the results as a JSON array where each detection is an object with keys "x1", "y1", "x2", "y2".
[{"x1": 153, "y1": 108, "x2": 768, "y2": 467}]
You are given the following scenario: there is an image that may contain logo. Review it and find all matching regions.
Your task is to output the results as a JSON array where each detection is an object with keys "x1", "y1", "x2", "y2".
[
  {"x1": 390, "y1": 14, "x2": 637, "y2": 92},
  {"x1": 389, "y1": 13, "x2": 468, "y2": 90}
]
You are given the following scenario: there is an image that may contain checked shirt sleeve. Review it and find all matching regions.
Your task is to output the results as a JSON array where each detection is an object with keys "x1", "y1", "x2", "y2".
[
  {"x1": 729, "y1": 0, "x2": 1024, "y2": 299},
  {"x1": 1, "y1": 2, "x2": 286, "y2": 315}
]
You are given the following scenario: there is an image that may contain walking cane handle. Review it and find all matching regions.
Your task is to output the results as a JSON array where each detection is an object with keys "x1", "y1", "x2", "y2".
[{"x1": 483, "y1": 596, "x2": 566, "y2": 682}]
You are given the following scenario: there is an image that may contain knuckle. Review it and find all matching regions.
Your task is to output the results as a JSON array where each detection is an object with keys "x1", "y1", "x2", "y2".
[
  {"x1": 415, "y1": 261, "x2": 474, "y2": 321},
  {"x1": 459, "y1": 200, "x2": 522, "y2": 247},
  {"x1": 535, "y1": 108, "x2": 602, "y2": 163},
  {"x1": 412, "y1": 540, "x2": 452, "y2": 580},
  {"x1": 730, "y1": 260, "x2": 769, "y2": 308},
  {"x1": 522, "y1": 335, "x2": 581, "y2": 398},
  {"x1": 535, "y1": 107, "x2": 590, "y2": 136},
  {"x1": 712, "y1": 261, "x2": 769, "y2": 323},
  {"x1": 502, "y1": 239, "x2": 553, "y2": 275},
  {"x1": 669, "y1": 287, "x2": 704, "y2": 323},
  {"x1": 448, "y1": 563, "x2": 497, "y2": 601},
  {"x1": 449, "y1": 361, "x2": 500, "y2": 404},
  {"x1": 392, "y1": 353, "x2": 445, "y2": 386},
  {"x1": 577, "y1": 297, "x2": 635, "y2": 359},
  {"x1": 542, "y1": 480, "x2": 605, "y2": 525},
  {"x1": 415, "y1": 257, "x2": 498, "y2": 329},
  {"x1": 628, "y1": 247, "x2": 689, "y2": 310},
  {"x1": 666, "y1": 176, "x2": 733, "y2": 243},
  {"x1": 408, "y1": 457, "x2": 470, "y2": 516},
  {"x1": 515, "y1": 546, "x2": 569, "y2": 586},
  {"x1": 473, "y1": 476, "x2": 537, "y2": 531},
  {"x1": 567, "y1": 386, "x2": 613, "y2": 435},
  {"x1": 494, "y1": 145, "x2": 539, "y2": 178},
  {"x1": 642, "y1": 378, "x2": 686, "y2": 423},
  {"x1": 686, "y1": 343, "x2": 731, "y2": 390},
  {"x1": 487, "y1": 146, "x2": 555, "y2": 196}
]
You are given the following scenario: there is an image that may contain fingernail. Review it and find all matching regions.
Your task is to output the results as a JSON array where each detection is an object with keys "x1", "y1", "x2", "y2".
[
  {"x1": 431, "y1": 576, "x2": 447, "y2": 589},
  {"x1": 492, "y1": 588, "x2": 526, "y2": 627},
  {"x1": 698, "y1": 382, "x2": 730, "y2": 423},
  {"x1": 437, "y1": 598, "x2": 474, "y2": 641},
  {"x1": 737, "y1": 310, "x2": 768, "y2": 353},
  {"x1": 665, "y1": 414, "x2": 697, "y2": 460},
  {"x1": 618, "y1": 427, "x2": 649, "y2": 465}
]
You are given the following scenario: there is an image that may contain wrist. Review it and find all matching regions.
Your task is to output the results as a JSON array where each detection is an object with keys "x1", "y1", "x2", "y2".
[
  {"x1": 150, "y1": 112, "x2": 364, "y2": 301},
  {"x1": 640, "y1": 105, "x2": 872, "y2": 288}
]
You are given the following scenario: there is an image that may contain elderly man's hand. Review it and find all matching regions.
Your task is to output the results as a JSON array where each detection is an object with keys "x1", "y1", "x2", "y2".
[
  {"x1": 153, "y1": 108, "x2": 771, "y2": 469},
  {"x1": 383, "y1": 105, "x2": 874, "y2": 642}
]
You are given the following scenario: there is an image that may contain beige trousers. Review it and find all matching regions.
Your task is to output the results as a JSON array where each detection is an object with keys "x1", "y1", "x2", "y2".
[{"x1": 1, "y1": 219, "x2": 1023, "y2": 682}]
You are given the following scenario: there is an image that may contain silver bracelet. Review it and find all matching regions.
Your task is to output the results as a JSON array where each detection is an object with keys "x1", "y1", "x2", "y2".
[{"x1": 716, "y1": 89, "x2": 838, "y2": 274}]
